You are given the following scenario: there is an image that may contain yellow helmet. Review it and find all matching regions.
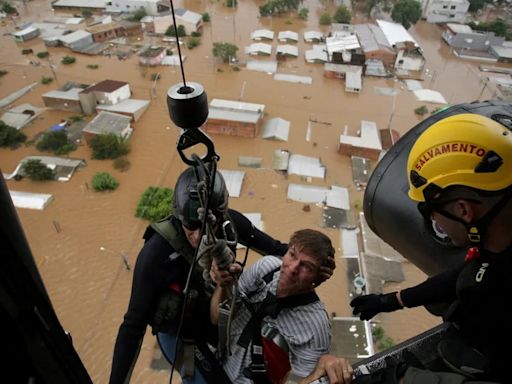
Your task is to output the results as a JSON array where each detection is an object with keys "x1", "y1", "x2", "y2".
[{"x1": 407, "y1": 113, "x2": 512, "y2": 202}]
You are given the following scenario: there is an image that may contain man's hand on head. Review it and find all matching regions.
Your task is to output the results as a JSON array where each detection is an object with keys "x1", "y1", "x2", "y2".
[{"x1": 316, "y1": 256, "x2": 336, "y2": 286}]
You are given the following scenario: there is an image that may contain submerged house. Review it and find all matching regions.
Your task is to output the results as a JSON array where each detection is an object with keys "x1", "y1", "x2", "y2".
[
  {"x1": 204, "y1": 99, "x2": 265, "y2": 138},
  {"x1": 338, "y1": 120, "x2": 382, "y2": 160},
  {"x1": 82, "y1": 111, "x2": 132, "y2": 144}
]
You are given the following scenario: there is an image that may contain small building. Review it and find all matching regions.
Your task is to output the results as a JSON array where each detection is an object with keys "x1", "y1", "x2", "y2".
[
  {"x1": 59, "y1": 30, "x2": 94, "y2": 51},
  {"x1": 278, "y1": 30, "x2": 299, "y2": 43},
  {"x1": 250, "y1": 29, "x2": 274, "y2": 41},
  {"x1": 245, "y1": 43, "x2": 272, "y2": 56},
  {"x1": 376, "y1": 20, "x2": 425, "y2": 73},
  {"x1": 354, "y1": 24, "x2": 396, "y2": 69},
  {"x1": 42, "y1": 87, "x2": 85, "y2": 113},
  {"x1": 304, "y1": 31, "x2": 323, "y2": 43},
  {"x1": 12, "y1": 26, "x2": 40, "y2": 42},
  {"x1": 490, "y1": 44, "x2": 512, "y2": 63},
  {"x1": 82, "y1": 111, "x2": 132, "y2": 144},
  {"x1": 345, "y1": 68, "x2": 363, "y2": 93},
  {"x1": 0, "y1": 104, "x2": 43, "y2": 130},
  {"x1": 97, "y1": 99, "x2": 150, "y2": 122},
  {"x1": 52, "y1": 0, "x2": 106, "y2": 12},
  {"x1": 79, "y1": 79, "x2": 131, "y2": 114},
  {"x1": 141, "y1": 13, "x2": 201, "y2": 34},
  {"x1": 105, "y1": 0, "x2": 169, "y2": 15},
  {"x1": 422, "y1": 0, "x2": 469, "y2": 23},
  {"x1": 204, "y1": 99, "x2": 265, "y2": 138},
  {"x1": 305, "y1": 45, "x2": 328, "y2": 63},
  {"x1": 276, "y1": 44, "x2": 299, "y2": 58},
  {"x1": 338, "y1": 120, "x2": 382, "y2": 161},
  {"x1": 442, "y1": 23, "x2": 505, "y2": 51},
  {"x1": 325, "y1": 34, "x2": 365, "y2": 65},
  {"x1": 86, "y1": 21, "x2": 142, "y2": 42},
  {"x1": 137, "y1": 46, "x2": 166, "y2": 66}
]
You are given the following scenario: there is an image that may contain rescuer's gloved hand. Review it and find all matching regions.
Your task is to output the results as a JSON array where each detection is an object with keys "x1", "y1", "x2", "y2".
[
  {"x1": 350, "y1": 293, "x2": 403, "y2": 321},
  {"x1": 210, "y1": 239, "x2": 235, "y2": 271}
]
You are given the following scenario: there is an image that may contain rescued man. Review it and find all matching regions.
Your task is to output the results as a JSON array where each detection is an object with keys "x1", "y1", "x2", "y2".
[{"x1": 211, "y1": 229, "x2": 353, "y2": 384}]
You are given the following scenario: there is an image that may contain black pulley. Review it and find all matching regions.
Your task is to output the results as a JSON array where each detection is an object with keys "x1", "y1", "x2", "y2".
[{"x1": 167, "y1": 82, "x2": 209, "y2": 129}]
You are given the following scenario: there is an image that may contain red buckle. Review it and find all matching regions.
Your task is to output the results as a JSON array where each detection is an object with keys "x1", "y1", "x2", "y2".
[{"x1": 465, "y1": 247, "x2": 481, "y2": 262}]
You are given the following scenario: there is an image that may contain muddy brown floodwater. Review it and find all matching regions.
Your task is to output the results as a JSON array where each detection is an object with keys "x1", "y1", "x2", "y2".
[{"x1": 0, "y1": 0, "x2": 501, "y2": 382}]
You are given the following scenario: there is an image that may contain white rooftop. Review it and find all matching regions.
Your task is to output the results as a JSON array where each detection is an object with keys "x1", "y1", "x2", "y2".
[
  {"x1": 276, "y1": 44, "x2": 299, "y2": 56},
  {"x1": 13, "y1": 26, "x2": 38, "y2": 36},
  {"x1": 413, "y1": 89, "x2": 448, "y2": 104},
  {"x1": 274, "y1": 73, "x2": 312, "y2": 84},
  {"x1": 287, "y1": 154, "x2": 325, "y2": 179},
  {"x1": 278, "y1": 30, "x2": 299, "y2": 41},
  {"x1": 53, "y1": 0, "x2": 106, "y2": 8},
  {"x1": 447, "y1": 23, "x2": 472, "y2": 34},
  {"x1": 208, "y1": 99, "x2": 264, "y2": 124},
  {"x1": 377, "y1": 19, "x2": 418, "y2": 47},
  {"x1": 97, "y1": 99, "x2": 150, "y2": 113},
  {"x1": 9, "y1": 191, "x2": 54, "y2": 210},
  {"x1": 251, "y1": 29, "x2": 274, "y2": 40},
  {"x1": 218, "y1": 169, "x2": 245, "y2": 198},
  {"x1": 245, "y1": 43, "x2": 272, "y2": 55},
  {"x1": 304, "y1": 31, "x2": 323, "y2": 42},
  {"x1": 59, "y1": 29, "x2": 91, "y2": 44},
  {"x1": 162, "y1": 55, "x2": 187, "y2": 66},
  {"x1": 326, "y1": 34, "x2": 360, "y2": 55},
  {"x1": 287, "y1": 184, "x2": 349, "y2": 209},
  {"x1": 43, "y1": 88, "x2": 83, "y2": 101},
  {"x1": 340, "y1": 120, "x2": 382, "y2": 150},
  {"x1": 246, "y1": 60, "x2": 278, "y2": 73},
  {"x1": 261, "y1": 117, "x2": 290, "y2": 141}
]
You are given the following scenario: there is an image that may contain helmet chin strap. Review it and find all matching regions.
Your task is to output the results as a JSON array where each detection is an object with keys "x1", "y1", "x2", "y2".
[{"x1": 464, "y1": 189, "x2": 512, "y2": 247}]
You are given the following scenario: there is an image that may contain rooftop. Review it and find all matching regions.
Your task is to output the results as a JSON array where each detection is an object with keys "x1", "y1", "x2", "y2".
[{"x1": 82, "y1": 80, "x2": 128, "y2": 94}]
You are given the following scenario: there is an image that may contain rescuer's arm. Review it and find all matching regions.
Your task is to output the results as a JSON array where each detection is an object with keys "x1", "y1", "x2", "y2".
[
  {"x1": 351, "y1": 264, "x2": 463, "y2": 321},
  {"x1": 298, "y1": 355, "x2": 353, "y2": 384},
  {"x1": 209, "y1": 259, "x2": 242, "y2": 324}
]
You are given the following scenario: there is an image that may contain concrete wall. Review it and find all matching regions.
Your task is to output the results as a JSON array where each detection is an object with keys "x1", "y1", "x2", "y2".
[
  {"x1": 338, "y1": 143, "x2": 381, "y2": 161},
  {"x1": 42, "y1": 97, "x2": 82, "y2": 113}
]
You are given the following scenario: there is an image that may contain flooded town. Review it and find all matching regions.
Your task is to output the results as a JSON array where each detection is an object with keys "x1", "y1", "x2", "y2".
[{"x1": 1, "y1": 0, "x2": 511, "y2": 382}]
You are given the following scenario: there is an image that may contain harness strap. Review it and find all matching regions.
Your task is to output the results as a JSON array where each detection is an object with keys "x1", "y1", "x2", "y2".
[
  {"x1": 150, "y1": 216, "x2": 196, "y2": 265},
  {"x1": 238, "y1": 267, "x2": 319, "y2": 383}
]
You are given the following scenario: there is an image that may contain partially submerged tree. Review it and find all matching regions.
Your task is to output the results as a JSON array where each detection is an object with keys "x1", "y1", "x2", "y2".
[
  {"x1": 92, "y1": 172, "x2": 119, "y2": 191},
  {"x1": 0, "y1": 121, "x2": 26, "y2": 149},
  {"x1": 298, "y1": 7, "x2": 309, "y2": 20},
  {"x1": 135, "y1": 186, "x2": 173, "y2": 221},
  {"x1": 22, "y1": 160, "x2": 55, "y2": 181},
  {"x1": 319, "y1": 12, "x2": 332, "y2": 26},
  {"x1": 391, "y1": 0, "x2": 421, "y2": 29},
  {"x1": 333, "y1": 5, "x2": 352, "y2": 23},
  {"x1": 165, "y1": 24, "x2": 186, "y2": 37},
  {"x1": 213, "y1": 42, "x2": 239, "y2": 63},
  {"x1": 90, "y1": 133, "x2": 130, "y2": 160},
  {"x1": 36, "y1": 130, "x2": 75, "y2": 155}
]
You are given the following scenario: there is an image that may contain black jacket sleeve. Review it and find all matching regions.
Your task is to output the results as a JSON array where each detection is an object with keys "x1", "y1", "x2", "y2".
[
  {"x1": 109, "y1": 233, "x2": 182, "y2": 384},
  {"x1": 400, "y1": 264, "x2": 464, "y2": 308},
  {"x1": 228, "y1": 208, "x2": 288, "y2": 257}
]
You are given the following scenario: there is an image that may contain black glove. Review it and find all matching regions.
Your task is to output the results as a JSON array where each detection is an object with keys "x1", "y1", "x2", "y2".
[{"x1": 350, "y1": 292, "x2": 402, "y2": 321}]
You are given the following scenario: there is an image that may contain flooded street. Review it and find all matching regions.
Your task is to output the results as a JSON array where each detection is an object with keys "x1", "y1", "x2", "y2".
[{"x1": 0, "y1": 1, "x2": 500, "y2": 382}]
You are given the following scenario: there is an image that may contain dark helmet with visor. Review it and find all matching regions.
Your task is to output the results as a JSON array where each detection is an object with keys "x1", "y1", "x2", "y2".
[{"x1": 172, "y1": 167, "x2": 229, "y2": 230}]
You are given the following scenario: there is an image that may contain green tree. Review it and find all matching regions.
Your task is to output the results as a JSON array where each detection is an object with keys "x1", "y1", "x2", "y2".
[
  {"x1": 226, "y1": 0, "x2": 237, "y2": 7},
  {"x1": 22, "y1": 159, "x2": 55, "y2": 181},
  {"x1": 298, "y1": 7, "x2": 309, "y2": 19},
  {"x1": 36, "y1": 130, "x2": 75, "y2": 155},
  {"x1": 202, "y1": 12, "x2": 210, "y2": 22},
  {"x1": 37, "y1": 51, "x2": 49, "y2": 59},
  {"x1": 165, "y1": 24, "x2": 186, "y2": 37},
  {"x1": 61, "y1": 56, "x2": 76, "y2": 65},
  {"x1": 334, "y1": 5, "x2": 352, "y2": 23},
  {"x1": 126, "y1": 7, "x2": 147, "y2": 21},
  {"x1": 319, "y1": 12, "x2": 332, "y2": 26},
  {"x1": 135, "y1": 186, "x2": 174, "y2": 221},
  {"x1": 0, "y1": 70, "x2": 7, "y2": 77},
  {"x1": 41, "y1": 76, "x2": 53, "y2": 85},
  {"x1": 468, "y1": 0, "x2": 485, "y2": 11},
  {"x1": 187, "y1": 36, "x2": 201, "y2": 49},
  {"x1": 0, "y1": 121, "x2": 26, "y2": 149},
  {"x1": 414, "y1": 105, "x2": 428, "y2": 116},
  {"x1": 391, "y1": 0, "x2": 421, "y2": 29},
  {"x1": 363, "y1": 0, "x2": 381, "y2": 17},
  {"x1": 1, "y1": 2, "x2": 17, "y2": 14},
  {"x1": 89, "y1": 133, "x2": 130, "y2": 159},
  {"x1": 213, "y1": 42, "x2": 239, "y2": 63},
  {"x1": 92, "y1": 172, "x2": 119, "y2": 191},
  {"x1": 470, "y1": 19, "x2": 508, "y2": 37},
  {"x1": 113, "y1": 156, "x2": 130, "y2": 172}
]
